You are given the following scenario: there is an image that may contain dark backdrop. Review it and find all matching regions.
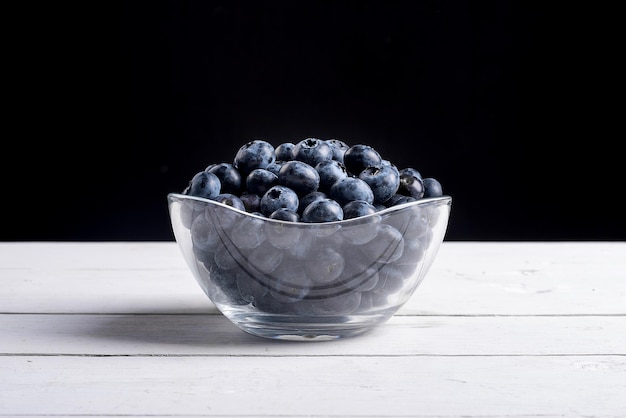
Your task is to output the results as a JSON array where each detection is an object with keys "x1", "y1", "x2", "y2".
[{"x1": 4, "y1": 1, "x2": 623, "y2": 241}]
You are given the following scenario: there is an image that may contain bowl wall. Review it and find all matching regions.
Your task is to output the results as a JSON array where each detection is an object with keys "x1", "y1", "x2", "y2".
[{"x1": 168, "y1": 193, "x2": 451, "y2": 340}]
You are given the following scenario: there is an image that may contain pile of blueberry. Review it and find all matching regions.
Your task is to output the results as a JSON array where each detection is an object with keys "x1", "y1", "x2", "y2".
[
  {"x1": 176, "y1": 138, "x2": 447, "y2": 316},
  {"x1": 183, "y1": 138, "x2": 443, "y2": 222}
]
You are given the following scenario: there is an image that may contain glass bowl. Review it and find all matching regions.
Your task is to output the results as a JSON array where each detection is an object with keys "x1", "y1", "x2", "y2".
[{"x1": 167, "y1": 192, "x2": 451, "y2": 341}]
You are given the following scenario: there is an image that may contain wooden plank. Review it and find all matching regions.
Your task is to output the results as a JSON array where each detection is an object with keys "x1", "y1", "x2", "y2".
[
  {"x1": 0, "y1": 242, "x2": 215, "y2": 314},
  {"x1": 1, "y1": 242, "x2": 625, "y2": 315},
  {"x1": 0, "y1": 242, "x2": 186, "y2": 270},
  {"x1": 1, "y1": 314, "x2": 624, "y2": 356},
  {"x1": 0, "y1": 355, "x2": 624, "y2": 417},
  {"x1": 1, "y1": 243, "x2": 624, "y2": 418},
  {"x1": 411, "y1": 241, "x2": 626, "y2": 315}
]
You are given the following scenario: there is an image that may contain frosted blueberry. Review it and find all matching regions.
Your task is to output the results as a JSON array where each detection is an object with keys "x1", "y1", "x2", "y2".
[
  {"x1": 186, "y1": 171, "x2": 221, "y2": 200},
  {"x1": 269, "y1": 208, "x2": 300, "y2": 222},
  {"x1": 342, "y1": 200, "x2": 377, "y2": 219},
  {"x1": 298, "y1": 191, "x2": 327, "y2": 215},
  {"x1": 359, "y1": 165, "x2": 400, "y2": 204},
  {"x1": 246, "y1": 168, "x2": 278, "y2": 196},
  {"x1": 423, "y1": 177, "x2": 444, "y2": 197},
  {"x1": 239, "y1": 192, "x2": 261, "y2": 213},
  {"x1": 343, "y1": 144, "x2": 383, "y2": 175},
  {"x1": 275, "y1": 142, "x2": 295, "y2": 161},
  {"x1": 207, "y1": 163, "x2": 242, "y2": 195},
  {"x1": 329, "y1": 177, "x2": 374, "y2": 206},
  {"x1": 291, "y1": 138, "x2": 333, "y2": 167},
  {"x1": 277, "y1": 160, "x2": 320, "y2": 197},
  {"x1": 233, "y1": 139, "x2": 275, "y2": 177},
  {"x1": 325, "y1": 139, "x2": 350, "y2": 163},
  {"x1": 315, "y1": 159, "x2": 348, "y2": 193},
  {"x1": 211, "y1": 193, "x2": 246, "y2": 228},
  {"x1": 266, "y1": 216, "x2": 303, "y2": 249},
  {"x1": 398, "y1": 168, "x2": 425, "y2": 200},
  {"x1": 260, "y1": 185, "x2": 299, "y2": 217},
  {"x1": 302, "y1": 198, "x2": 343, "y2": 223}
]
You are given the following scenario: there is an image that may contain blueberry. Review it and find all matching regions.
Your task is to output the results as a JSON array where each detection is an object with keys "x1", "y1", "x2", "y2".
[
  {"x1": 239, "y1": 192, "x2": 261, "y2": 213},
  {"x1": 340, "y1": 262, "x2": 380, "y2": 292},
  {"x1": 259, "y1": 185, "x2": 299, "y2": 216},
  {"x1": 387, "y1": 194, "x2": 417, "y2": 207},
  {"x1": 274, "y1": 256, "x2": 312, "y2": 285},
  {"x1": 359, "y1": 224, "x2": 404, "y2": 264},
  {"x1": 373, "y1": 264, "x2": 405, "y2": 293},
  {"x1": 315, "y1": 159, "x2": 348, "y2": 193},
  {"x1": 419, "y1": 227, "x2": 433, "y2": 249},
  {"x1": 269, "y1": 208, "x2": 301, "y2": 222},
  {"x1": 342, "y1": 200, "x2": 378, "y2": 219},
  {"x1": 294, "y1": 293, "x2": 361, "y2": 315},
  {"x1": 386, "y1": 206, "x2": 429, "y2": 240},
  {"x1": 329, "y1": 177, "x2": 374, "y2": 206},
  {"x1": 266, "y1": 213, "x2": 303, "y2": 249},
  {"x1": 373, "y1": 202, "x2": 387, "y2": 211},
  {"x1": 394, "y1": 235, "x2": 424, "y2": 266},
  {"x1": 277, "y1": 160, "x2": 320, "y2": 197},
  {"x1": 398, "y1": 168, "x2": 424, "y2": 199},
  {"x1": 213, "y1": 242, "x2": 240, "y2": 270},
  {"x1": 230, "y1": 215, "x2": 266, "y2": 249},
  {"x1": 423, "y1": 177, "x2": 444, "y2": 197},
  {"x1": 357, "y1": 290, "x2": 387, "y2": 311},
  {"x1": 298, "y1": 191, "x2": 327, "y2": 215},
  {"x1": 179, "y1": 200, "x2": 204, "y2": 229},
  {"x1": 185, "y1": 171, "x2": 221, "y2": 200},
  {"x1": 246, "y1": 168, "x2": 278, "y2": 196},
  {"x1": 190, "y1": 213, "x2": 220, "y2": 252},
  {"x1": 270, "y1": 259, "x2": 312, "y2": 302},
  {"x1": 305, "y1": 246, "x2": 345, "y2": 284},
  {"x1": 287, "y1": 230, "x2": 316, "y2": 259},
  {"x1": 291, "y1": 138, "x2": 333, "y2": 167},
  {"x1": 213, "y1": 193, "x2": 246, "y2": 210},
  {"x1": 265, "y1": 160, "x2": 286, "y2": 176},
  {"x1": 253, "y1": 292, "x2": 292, "y2": 313},
  {"x1": 359, "y1": 165, "x2": 400, "y2": 204},
  {"x1": 207, "y1": 162, "x2": 242, "y2": 194},
  {"x1": 301, "y1": 198, "x2": 344, "y2": 223},
  {"x1": 208, "y1": 267, "x2": 246, "y2": 305},
  {"x1": 233, "y1": 139, "x2": 275, "y2": 177},
  {"x1": 211, "y1": 193, "x2": 247, "y2": 228},
  {"x1": 236, "y1": 270, "x2": 268, "y2": 303},
  {"x1": 325, "y1": 139, "x2": 350, "y2": 163},
  {"x1": 340, "y1": 210, "x2": 380, "y2": 245},
  {"x1": 343, "y1": 144, "x2": 383, "y2": 175},
  {"x1": 400, "y1": 167, "x2": 422, "y2": 181},
  {"x1": 247, "y1": 244, "x2": 283, "y2": 274},
  {"x1": 270, "y1": 277, "x2": 311, "y2": 303},
  {"x1": 322, "y1": 292, "x2": 362, "y2": 314},
  {"x1": 275, "y1": 142, "x2": 295, "y2": 161}
]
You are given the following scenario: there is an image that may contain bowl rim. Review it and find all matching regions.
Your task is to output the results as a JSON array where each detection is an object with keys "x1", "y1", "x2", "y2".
[{"x1": 168, "y1": 192, "x2": 451, "y2": 227}]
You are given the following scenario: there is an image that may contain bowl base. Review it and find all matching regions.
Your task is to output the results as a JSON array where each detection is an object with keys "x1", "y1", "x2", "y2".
[{"x1": 225, "y1": 311, "x2": 393, "y2": 341}]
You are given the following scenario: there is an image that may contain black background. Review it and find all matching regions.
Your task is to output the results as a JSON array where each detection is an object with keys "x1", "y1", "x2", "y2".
[{"x1": 3, "y1": 1, "x2": 623, "y2": 241}]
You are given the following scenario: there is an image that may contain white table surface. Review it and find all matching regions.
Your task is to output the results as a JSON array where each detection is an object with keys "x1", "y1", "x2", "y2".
[{"x1": 1, "y1": 241, "x2": 625, "y2": 417}]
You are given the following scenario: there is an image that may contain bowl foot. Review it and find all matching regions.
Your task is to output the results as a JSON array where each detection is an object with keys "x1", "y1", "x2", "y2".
[{"x1": 226, "y1": 312, "x2": 392, "y2": 341}]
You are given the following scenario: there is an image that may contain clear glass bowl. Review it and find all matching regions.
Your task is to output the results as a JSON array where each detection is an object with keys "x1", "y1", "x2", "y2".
[{"x1": 168, "y1": 192, "x2": 451, "y2": 341}]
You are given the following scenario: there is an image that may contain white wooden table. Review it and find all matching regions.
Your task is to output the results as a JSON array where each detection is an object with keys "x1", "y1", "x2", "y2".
[{"x1": 1, "y1": 242, "x2": 625, "y2": 417}]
